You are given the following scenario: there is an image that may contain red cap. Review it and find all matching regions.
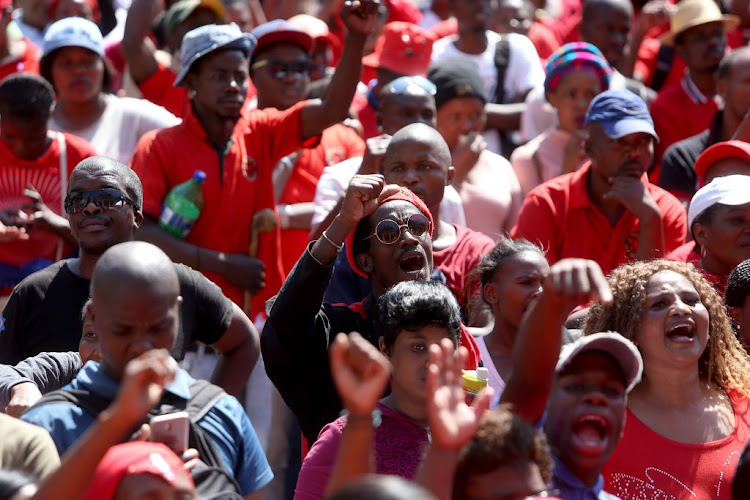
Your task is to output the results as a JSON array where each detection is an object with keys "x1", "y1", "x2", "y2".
[
  {"x1": 250, "y1": 19, "x2": 314, "y2": 62},
  {"x1": 83, "y1": 442, "x2": 193, "y2": 500},
  {"x1": 694, "y1": 140, "x2": 750, "y2": 187},
  {"x1": 0, "y1": 0, "x2": 12, "y2": 10},
  {"x1": 288, "y1": 14, "x2": 339, "y2": 52},
  {"x1": 345, "y1": 187, "x2": 434, "y2": 278},
  {"x1": 362, "y1": 22, "x2": 434, "y2": 76}
]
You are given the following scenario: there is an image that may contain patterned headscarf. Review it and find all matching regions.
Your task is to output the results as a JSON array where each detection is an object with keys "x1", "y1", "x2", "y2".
[{"x1": 544, "y1": 42, "x2": 612, "y2": 95}]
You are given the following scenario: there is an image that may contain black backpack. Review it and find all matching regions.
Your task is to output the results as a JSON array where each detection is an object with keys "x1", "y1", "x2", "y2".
[
  {"x1": 493, "y1": 35, "x2": 519, "y2": 158},
  {"x1": 29, "y1": 379, "x2": 243, "y2": 500}
]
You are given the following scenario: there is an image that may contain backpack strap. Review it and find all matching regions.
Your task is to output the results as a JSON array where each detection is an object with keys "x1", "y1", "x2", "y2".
[
  {"x1": 651, "y1": 44, "x2": 674, "y2": 92},
  {"x1": 493, "y1": 35, "x2": 510, "y2": 105},
  {"x1": 186, "y1": 379, "x2": 227, "y2": 423},
  {"x1": 28, "y1": 388, "x2": 112, "y2": 417}
]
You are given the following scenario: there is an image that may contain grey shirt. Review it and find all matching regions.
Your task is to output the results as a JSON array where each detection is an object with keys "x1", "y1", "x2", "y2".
[{"x1": 0, "y1": 351, "x2": 82, "y2": 407}]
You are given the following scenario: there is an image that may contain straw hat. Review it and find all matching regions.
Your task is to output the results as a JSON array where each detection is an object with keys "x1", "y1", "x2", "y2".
[{"x1": 659, "y1": 0, "x2": 739, "y2": 45}]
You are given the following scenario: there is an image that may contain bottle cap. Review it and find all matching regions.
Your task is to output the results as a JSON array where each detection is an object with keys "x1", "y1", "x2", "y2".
[
  {"x1": 476, "y1": 367, "x2": 489, "y2": 381},
  {"x1": 462, "y1": 370, "x2": 488, "y2": 394},
  {"x1": 192, "y1": 170, "x2": 207, "y2": 183}
]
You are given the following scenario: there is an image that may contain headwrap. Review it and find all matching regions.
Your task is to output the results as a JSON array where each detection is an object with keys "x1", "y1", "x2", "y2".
[{"x1": 544, "y1": 42, "x2": 612, "y2": 95}]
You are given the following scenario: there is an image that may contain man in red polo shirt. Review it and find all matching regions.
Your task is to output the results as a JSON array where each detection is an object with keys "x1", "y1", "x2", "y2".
[
  {"x1": 248, "y1": 20, "x2": 365, "y2": 276},
  {"x1": 512, "y1": 89, "x2": 686, "y2": 275},
  {"x1": 649, "y1": 0, "x2": 739, "y2": 165},
  {"x1": 132, "y1": 4, "x2": 380, "y2": 320}
]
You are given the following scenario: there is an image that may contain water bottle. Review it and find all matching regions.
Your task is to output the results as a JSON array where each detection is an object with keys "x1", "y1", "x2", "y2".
[
  {"x1": 159, "y1": 170, "x2": 206, "y2": 239},
  {"x1": 462, "y1": 367, "x2": 489, "y2": 402}
]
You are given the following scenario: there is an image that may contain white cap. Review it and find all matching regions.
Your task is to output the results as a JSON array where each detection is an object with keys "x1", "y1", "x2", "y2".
[
  {"x1": 556, "y1": 331, "x2": 643, "y2": 393},
  {"x1": 688, "y1": 174, "x2": 750, "y2": 229}
]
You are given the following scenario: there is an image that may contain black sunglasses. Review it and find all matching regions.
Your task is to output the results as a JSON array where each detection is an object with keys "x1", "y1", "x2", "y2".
[
  {"x1": 64, "y1": 188, "x2": 138, "y2": 214},
  {"x1": 364, "y1": 213, "x2": 431, "y2": 245},
  {"x1": 251, "y1": 59, "x2": 313, "y2": 79}
]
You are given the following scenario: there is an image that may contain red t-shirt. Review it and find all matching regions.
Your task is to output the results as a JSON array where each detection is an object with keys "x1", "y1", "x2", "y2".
[
  {"x1": 650, "y1": 74, "x2": 719, "y2": 165},
  {"x1": 0, "y1": 38, "x2": 39, "y2": 81},
  {"x1": 603, "y1": 391, "x2": 750, "y2": 499},
  {"x1": 667, "y1": 240, "x2": 728, "y2": 296},
  {"x1": 433, "y1": 225, "x2": 496, "y2": 308},
  {"x1": 131, "y1": 101, "x2": 318, "y2": 316},
  {"x1": 0, "y1": 132, "x2": 96, "y2": 268},
  {"x1": 511, "y1": 163, "x2": 687, "y2": 275},
  {"x1": 279, "y1": 123, "x2": 364, "y2": 274}
]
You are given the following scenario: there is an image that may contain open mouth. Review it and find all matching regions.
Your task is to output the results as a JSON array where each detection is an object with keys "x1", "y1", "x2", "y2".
[
  {"x1": 665, "y1": 322, "x2": 696, "y2": 343},
  {"x1": 399, "y1": 252, "x2": 426, "y2": 275},
  {"x1": 571, "y1": 414, "x2": 609, "y2": 453}
]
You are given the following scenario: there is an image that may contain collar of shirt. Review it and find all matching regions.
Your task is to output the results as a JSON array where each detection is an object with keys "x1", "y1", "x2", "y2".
[
  {"x1": 681, "y1": 72, "x2": 709, "y2": 105},
  {"x1": 552, "y1": 453, "x2": 606, "y2": 499},
  {"x1": 74, "y1": 360, "x2": 192, "y2": 401}
]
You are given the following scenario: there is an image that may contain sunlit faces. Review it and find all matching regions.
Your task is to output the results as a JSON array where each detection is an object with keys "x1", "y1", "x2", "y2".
[
  {"x1": 544, "y1": 352, "x2": 627, "y2": 482},
  {"x1": 66, "y1": 169, "x2": 142, "y2": 256},
  {"x1": 546, "y1": 71, "x2": 602, "y2": 133},
  {"x1": 694, "y1": 202, "x2": 750, "y2": 276},
  {"x1": 250, "y1": 43, "x2": 311, "y2": 111},
  {"x1": 637, "y1": 270, "x2": 711, "y2": 365},
  {"x1": 585, "y1": 124, "x2": 654, "y2": 183},
  {"x1": 378, "y1": 93, "x2": 437, "y2": 134},
  {"x1": 483, "y1": 250, "x2": 549, "y2": 329},
  {"x1": 355, "y1": 200, "x2": 433, "y2": 288},
  {"x1": 0, "y1": 118, "x2": 51, "y2": 161},
  {"x1": 675, "y1": 21, "x2": 726, "y2": 73},
  {"x1": 579, "y1": 2, "x2": 631, "y2": 68},
  {"x1": 186, "y1": 49, "x2": 249, "y2": 121},
  {"x1": 381, "y1": 325, "x2": 456, "y2": 408},
  {"x1": 436, "y1": 96, "x2": 486, "y2": 151}
]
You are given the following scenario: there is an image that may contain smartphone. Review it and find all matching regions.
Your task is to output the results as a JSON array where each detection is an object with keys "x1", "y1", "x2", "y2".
[{"x1": 149, "y1": 411, "x2": 189, "y2": 453}]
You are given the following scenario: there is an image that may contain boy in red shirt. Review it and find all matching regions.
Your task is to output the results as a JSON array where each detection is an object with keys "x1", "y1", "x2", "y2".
[{"x1": 0, "y1": 74, "x2": 96, "y2": 297}]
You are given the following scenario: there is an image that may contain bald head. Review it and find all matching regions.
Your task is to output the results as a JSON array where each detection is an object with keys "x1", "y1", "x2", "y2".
[
  {"x1": 92, "y1": 242, "x2": 179, "y2": 303},
  {"x1": 383, "y1": 123, "x2": 452, "y2": 168}
]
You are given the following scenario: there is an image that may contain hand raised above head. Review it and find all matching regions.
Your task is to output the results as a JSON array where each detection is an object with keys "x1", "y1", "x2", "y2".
[
  {"x1": 340, "y1": 0, "x2": 382, "y2": 37},
  {"x1": 545, "y1": 258, "x2": 612, "y2": 308}
]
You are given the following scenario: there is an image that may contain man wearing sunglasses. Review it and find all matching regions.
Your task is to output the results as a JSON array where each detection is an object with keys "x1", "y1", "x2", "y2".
[
  {"x1": 0, "y1": 156, "x2": 259, "y2": 401},
  {"x1": 263, "y1": 168, "x2": 481, "y2": 444},
  {"x1": 132, "y1": 1, "x2": 381, "y2": 323},
  {"x1": 247, "y1": 20, "x2": 366, "y2": 278}
]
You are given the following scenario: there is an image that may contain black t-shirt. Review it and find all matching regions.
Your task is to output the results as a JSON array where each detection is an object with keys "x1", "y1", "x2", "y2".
[{"x1": 0, "y1": 260, "x2": 233, "y2": 364}]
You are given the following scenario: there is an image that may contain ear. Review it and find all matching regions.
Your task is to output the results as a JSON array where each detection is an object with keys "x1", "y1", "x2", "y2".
[
  {"x1": 584, "y1": 132, "x2": 594, "y2": 157},
  {"x1": 729, "y1": 306, "x2": 743, "y2": 330},
  {"x1": 85, "y1": 300, "x2": 95, "y2": 323},
  {"x1": 375, "y1": 109, "x2": 384, "y2": 132},
  {"x1": 483, "y1": 281, "x2": 497, "y2": 306},
  {"x1": 355, "y1": 253, "x2": 373, "y2": 275},
  {"x1": 378, "y1": 336, "x2": 390, "y2": 357},
  {"x1": 133, "y1": 209, "x2": 144, "y2": 229},
  {"x1": 692, "y1": 222, "x2": 710, "y2": 248},
  {"x1": 446, "y1": 165, "x2": 455, "y2": 186}
]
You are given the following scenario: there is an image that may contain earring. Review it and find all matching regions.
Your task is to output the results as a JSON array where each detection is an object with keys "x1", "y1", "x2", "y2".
[{"x1": 188, "y1": 89, "x2": 197, "y2": 99}]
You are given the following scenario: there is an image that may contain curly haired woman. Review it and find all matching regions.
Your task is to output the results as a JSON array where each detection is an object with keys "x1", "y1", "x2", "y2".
[{"x1": 584, "y1": 259, "x2": 750, "y2": 499}]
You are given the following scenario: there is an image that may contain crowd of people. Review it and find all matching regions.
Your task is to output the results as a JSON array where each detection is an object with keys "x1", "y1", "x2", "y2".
[{"x1": 2, "y1": 0, "x2": 750, "y2": 498}]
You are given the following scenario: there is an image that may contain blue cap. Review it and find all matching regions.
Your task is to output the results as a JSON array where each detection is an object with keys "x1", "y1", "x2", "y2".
[
  {"x1": 192, "y1": 170, "x2": 207, "y2": 183},
  {"x1": 584, "y1": 89, "x2": 658, "y2": 141},
  {"x1": 174, "y1": 23, "x2": 257, "y2": 87},
  {"x1": 43, "y1": 17, "x2": 104, "y2": 58}
]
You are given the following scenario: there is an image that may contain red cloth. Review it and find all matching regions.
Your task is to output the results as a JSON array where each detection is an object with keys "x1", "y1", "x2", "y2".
[
  {"x1": 295, "y1": 402, "x2": 429, "y2": 500},
  {"x1": 131, "y1": 101, "x2": 319, "y2": 315},
  {"x1": 603, "y1": 391, "x2": 750, "y2": 499},
  {"x1": 529, "y1": 22, "x2": 560, "y2": 62},
  {"x1": 0, "y1": 38, "x2": 39, "y2": 81},
  {"x1": 433, "y1": 225, "x2": 495, "y2": 309},
  {"x1": 0, "y1": 132, "x2": 96, "y2": 268},
  {"x1": 666, "y1": 240, "x2": 728, "y2": 296},
  {"x1": 510, "y1": 162, "x2": 687, "y2": 276},
  {"x1": 353, "y1": 96, "x2": 379, "y2": 140},
  {"x1": 650, "y1": 75, "x2": 718, "y2": 172},
  {"x1": 279, "y1": 124, "x2": 364, "y2": 275},
  {"x1": 138, "y1": 62, "x2": 257, "y2": 119}
]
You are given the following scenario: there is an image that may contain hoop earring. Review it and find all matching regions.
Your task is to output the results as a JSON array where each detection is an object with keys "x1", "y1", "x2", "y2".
[{"x1": 188, "y1": 89, "x2": 197, "y2": 99}]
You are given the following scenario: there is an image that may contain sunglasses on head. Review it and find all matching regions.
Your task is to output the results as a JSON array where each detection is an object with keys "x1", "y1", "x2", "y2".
[
  {"x1": 364, "y1": 213, "x2": 431, "y2": 245},
  {"x1": 383, "y1": 76, "x2": 437, "y2": 96},
  {"x1": 251, "y1": 59, "x2": 313, "y2": 79},
  {"x1": 64, "y1": 188, "x2": 138, "y2": 214}
]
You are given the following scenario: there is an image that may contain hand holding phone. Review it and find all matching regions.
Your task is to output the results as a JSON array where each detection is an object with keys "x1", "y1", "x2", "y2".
[{"x1": 149, "y1": 411, "x2": 189, "y2": 453}]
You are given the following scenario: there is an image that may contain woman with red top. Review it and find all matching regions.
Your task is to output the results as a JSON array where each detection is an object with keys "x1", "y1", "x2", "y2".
[
  {"x1": 668, "y1": 174, "x2": 750, "y2": 296},
  {"x1": 295, "y1": 280, "x2": 469, "y2": 500},
  {"x1": 583, "y1": 259, "x2": 750, "y2": 499}
]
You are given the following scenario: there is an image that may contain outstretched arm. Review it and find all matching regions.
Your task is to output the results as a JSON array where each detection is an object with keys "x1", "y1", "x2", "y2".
[
  {"x1": 500, "y1": 259, "x2": 611, "y2": 423},
  {"x1": 122, "y1": 0, "x2": 164, "y2": 84}
]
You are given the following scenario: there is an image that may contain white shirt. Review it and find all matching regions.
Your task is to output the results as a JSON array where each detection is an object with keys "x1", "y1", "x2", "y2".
[
  {"x1": 311, "y1": 156, "x2": 466, "y2": 229},
  {"x1": 431, "y1": 31, "x2": 545, "y2": 155},
  {"x1": 49, "y1": 95, "x2": 181, "y2": 164}
]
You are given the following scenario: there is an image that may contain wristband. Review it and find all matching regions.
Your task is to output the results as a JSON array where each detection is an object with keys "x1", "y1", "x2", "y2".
[
  {"x1": 278, "y1": 204, "x2": 291, "y2": 230},
  {"x1": 341, "y1": 408, "x2": 382, "y2": 428},
  {"x1": 321, "y1": 230, "x2": 343, "y2": 252}
]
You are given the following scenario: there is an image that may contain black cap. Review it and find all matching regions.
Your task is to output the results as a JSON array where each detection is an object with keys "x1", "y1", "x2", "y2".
[{"x1": 427, "y1": 58, "x2": 487, "y2": 110}]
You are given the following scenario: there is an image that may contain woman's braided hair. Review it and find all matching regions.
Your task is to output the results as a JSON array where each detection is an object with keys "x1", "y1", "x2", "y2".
[{"x1": 584, "y1": 259, "x2": 750, "y2": 395}]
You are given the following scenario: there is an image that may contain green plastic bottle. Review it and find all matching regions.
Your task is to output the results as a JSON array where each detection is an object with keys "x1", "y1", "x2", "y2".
[{"x1": 159, "y1": 170, "x2": 206, "y2": 239}]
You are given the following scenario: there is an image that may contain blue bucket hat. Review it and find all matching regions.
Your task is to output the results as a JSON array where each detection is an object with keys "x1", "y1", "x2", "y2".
[
  {"x1": 174, "y1": 23, "x2": 257, "y2": 87},
  {"x1": 584, "y1": 89, "x2": 658, "y2": 141},
  {"x1": 43, "y1": 17, "x2": 104, "y2": 58}
]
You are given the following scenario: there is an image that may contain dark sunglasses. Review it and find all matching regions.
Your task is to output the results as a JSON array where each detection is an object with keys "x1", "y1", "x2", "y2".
[
  {"x1": 383, "y1": 76, "x2": 437, "y2": 96},
  {"x1": 251, "y1": 59, "x2": 313, "y2": 79},
  {"x1": 364, "y1": 213, "x2": 431, "y2": 245},
  {"x1": 64, "y1": 188, "x2": 138, "y2": 214}
]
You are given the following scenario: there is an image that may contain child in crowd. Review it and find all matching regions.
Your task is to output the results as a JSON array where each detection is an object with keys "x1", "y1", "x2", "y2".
[
  {"x1": 510, "y1": 42, "x2": 612, "y2": 196},
  {"x1": 295, "y1": 280, "x2": 467, "y2": 499}
]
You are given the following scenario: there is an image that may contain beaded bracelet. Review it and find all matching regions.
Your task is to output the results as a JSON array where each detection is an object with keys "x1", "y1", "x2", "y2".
[{"x1": 341, "y1": 408, "x2": 382, "y2": 428}]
